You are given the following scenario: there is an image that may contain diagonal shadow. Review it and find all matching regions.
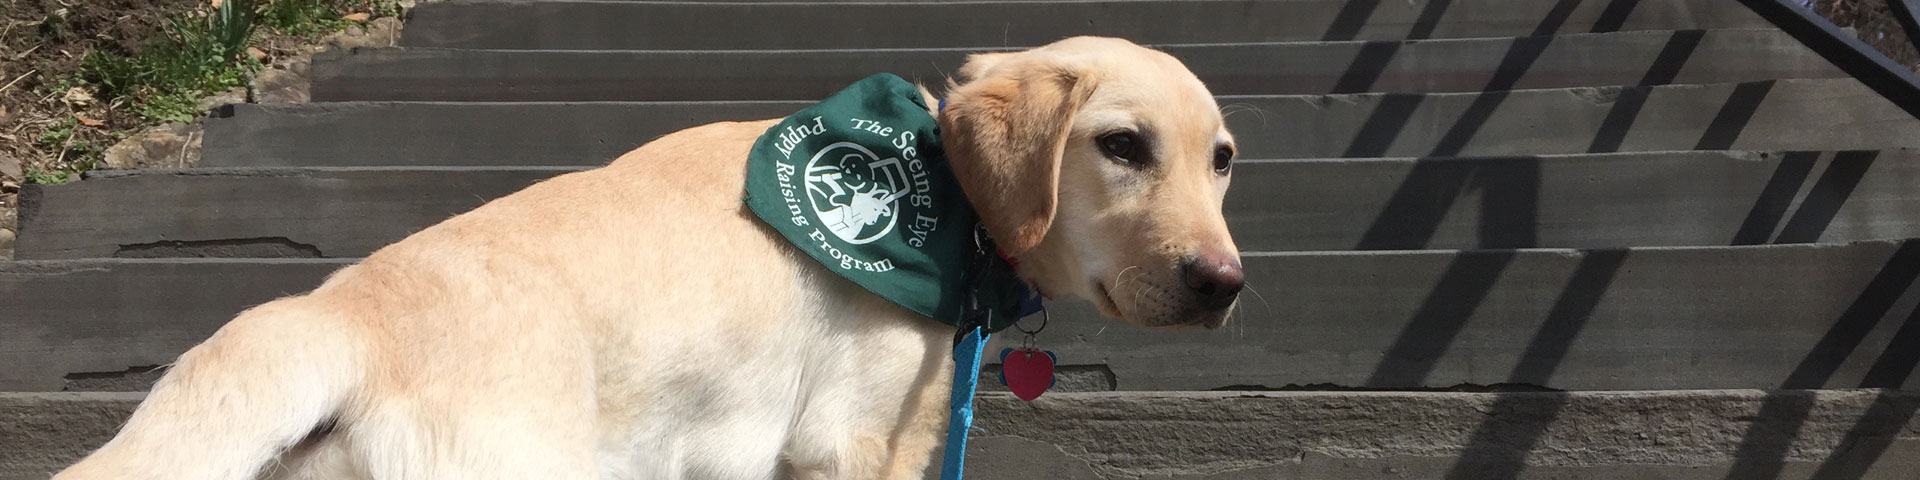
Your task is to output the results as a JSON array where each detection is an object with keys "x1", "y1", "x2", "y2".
[
  {"x1": 1332, "y1": 41, "x2": 1410, "y2": 94},
  {"x1": 1730, "y1": 152, "x2": 1821, "y2": 245},
  {"x1": 1720, "y1": 240, "x2": 1920, "y2": 480},
  {"x1": 1321, "y1": 0, "x2": 1383, "y2": 42},
  {"x1": 1331, "y1": 0, "x2": 1455, "y2": 94},
  {"x1": 1352, "y1": 0, "x2": 1578, "y2": 244},
  {"x1": 1774, "y1": 151, "x2": 1880, "y2": 244},
  {"x1": 1587, "y1": 29, "x2": 1705, "y2": 153},
  {"x1": 1860, "y1": 295, "x2": 1920, "y2": 389},
  {"x1": 1731, "y1": 151, "x2": 1880, "y2": 246},
  {"x1": 1428, "y1": 0, "x2": 1582, "y2": 158},
  {"x1": 1322, "y1": 0, "x2": 1458, "y2": 43},
  {"x1": 1442, "y1": 249, "x2": 1630, "y2": 480},
  {"x1": 1588, "y1": 0, "x2": 1641, "y2": 33},
  {"x1": 1694, "y1": 80, "x2": 1777, "y2": 151},
  {"x1": 1361, "y1": 1, "x2": 1581, "y2": 389},
  {"x1": 1803, "y1": 390, "x2": 1920, "y2": 480},
  {"x1": 1363, "y1": 249, "x2": 1520, "y2": 387},
  {"x1": 1798, "y1": 276, "x2": 1920, "y2": 479},
  {"x1": 1363, "y1": 157, "x2": 1541, "y2": 388},
  {"x1": 1353, "y1": 159, "x2": 1477, "y2": 250},
  {"x1": 1341, "y1": 94, "x2": 1427, "y2": 158},
  {"x1": 1339, "y1": 0, "x2": 1572, "y2": 157}
]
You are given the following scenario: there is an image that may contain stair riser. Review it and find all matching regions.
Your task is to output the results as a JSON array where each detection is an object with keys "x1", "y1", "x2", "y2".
[
  {"x1": 7, "y1": 240, "x2": 1920, "y2": 391},
  {"x1": 21, "y1": 151, "x2": 1920, "y2": 259},
  {"x1": 401, "y1": 0, "x2": 1770, "y2": 49},
  {"x1": 207, "y1": 79, "x2": 1920, "y2": 166},
  {"x1": 4, "y1": 391, "x2": 1916, "y2": 479},
  {"x1": 312, "y1": 31, "x2": 1839, "y2": 101}
]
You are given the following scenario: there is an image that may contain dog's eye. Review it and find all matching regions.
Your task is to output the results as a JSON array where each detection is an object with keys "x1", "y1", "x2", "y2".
[
  {"x1": 1098, "y1": 132, "x2": 1144, "y2": 165},
  {"x1": 1213, "y1": 147, "x2": 1234, "y2": 175}
]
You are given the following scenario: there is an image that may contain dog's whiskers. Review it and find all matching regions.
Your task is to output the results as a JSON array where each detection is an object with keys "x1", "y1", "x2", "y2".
[
  {"x1": 1111, "y1": 265, "x2": 1142, "y2": 291},
  {"x1": 1220, "y1": 102, "x2": 1271, "y2": 127},
  {"x1": 1241, "y1": 280, "x2": 1274, "y2": 315}
]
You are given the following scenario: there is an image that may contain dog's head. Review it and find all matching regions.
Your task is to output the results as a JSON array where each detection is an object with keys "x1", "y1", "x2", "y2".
[{"x1": 940, "y1": 36, "x2": 1241, "y2": 329}]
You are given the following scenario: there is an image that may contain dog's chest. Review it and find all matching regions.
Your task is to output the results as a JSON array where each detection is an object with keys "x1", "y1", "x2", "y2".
[{"x1": 589, "y1": 274, "x2": 949, "y2": 480}]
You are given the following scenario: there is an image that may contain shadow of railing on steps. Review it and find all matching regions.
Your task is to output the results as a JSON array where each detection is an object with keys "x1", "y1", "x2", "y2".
[
  {"x1": 1741, "y1": 0, "x2": 1920, "y2": 120},
  {"x1": 1325, "y1": 0, "x2": 1918, "y2": 477}
]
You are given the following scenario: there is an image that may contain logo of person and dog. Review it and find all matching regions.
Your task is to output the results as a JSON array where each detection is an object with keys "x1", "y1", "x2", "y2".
[{"x1": 804, "y1": 142, "x2": 911, "y2": 245}]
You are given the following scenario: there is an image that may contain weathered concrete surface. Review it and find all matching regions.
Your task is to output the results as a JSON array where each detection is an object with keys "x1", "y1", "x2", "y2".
[
  {"x1": 312, "y1": 30, "x2": 1840, "y2": 101},
  {"x1": 947, "y1": 391, "x2": 1920, "y2": 479},
  {"x1": 202, "y1": 79, "x2": 1920, "y2": 167},
  {"x1": 402, "y1": 0, "x2": 1770, "y2": 49},
  {"x1": 0, "y1": 259, "x2": 348, "y2": 391},
  {"x1": 0, "y1": 392, "x2": 140, "y2": 480},
  {"x1": 22, "y1": 151, "x2": 1920, "y2": 259},
  {"x1": 6, "y1": 391, "x2": 1918, "y2": 479},
  {"x1": 11, "y1": 241, "x2": 1920, "y2": 391},
  {"x1": 16, "y1": 168, "x2": 574, "y2": 259},
  {"x1": 1271, "y1": 78, "x2": 1920, "y2": 158},
  {"x1": 1009, "y1": 241, "x2": 1920, "y2": 392},
  {"x1": 200, "y1": 101, "x2": 808, "y2": 167}
]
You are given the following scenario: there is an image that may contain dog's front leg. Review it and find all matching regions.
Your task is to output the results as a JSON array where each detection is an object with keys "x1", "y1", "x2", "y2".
[{"x1": 782, "y1": 309, "x2": 956, "y2": 480}]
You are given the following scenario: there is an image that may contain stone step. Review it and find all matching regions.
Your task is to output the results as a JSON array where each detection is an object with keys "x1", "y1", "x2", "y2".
[
  {"x1": 9, "y1": 240, "x2": 1920, "y2": 391},
  {"x1": 400, "y1": 0, "x2": 1770, "y2": 49},
  {"x1": 207, "y1": 79, "x2": 1920, "y2": 167},
  {"x1": 20, "y1": 150, "x2": 1920, "y2": 259},
  {"x1": 310, "y1": 30, "x2": 1840, "y2": 101},
  {"x1": 4, "y1": 389, "x2": 1917, "y2": 480}
]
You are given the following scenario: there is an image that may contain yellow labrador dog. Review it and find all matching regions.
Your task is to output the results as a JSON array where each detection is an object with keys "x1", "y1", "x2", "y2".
[{"x1": 56, "y1": 36, "x2": 1243, "y2": 480}]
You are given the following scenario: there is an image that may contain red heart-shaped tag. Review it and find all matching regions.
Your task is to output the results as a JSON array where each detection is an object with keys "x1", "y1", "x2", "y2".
[{"x1": 1000, "y1": 348, "x2": 1055, "y2": 401}]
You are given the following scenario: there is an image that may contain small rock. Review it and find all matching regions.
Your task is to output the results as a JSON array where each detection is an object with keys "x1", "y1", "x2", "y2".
[
  {"x1": 342, "y1": 12, "x2": 370, "y2": 22},
  {"x1": 0, "y1": 153, "x2": 20, "y2": 181},
  {"x1": 195, "y1": 86, "x2": 247, "y2": 112},
  {"x1": 283, "y1": 56, "x2": 312, "y2": 77},
  {"x1": 246, "y1": 46, "x2": 269, "y2": 62},
  {"x1": 253, "y1": 68, "x2": 309, "y2": 104},
  {"x1": 62, "y1": 87, "x2": 95, "y2": 108},
  {"x1": 0, "y1": 226, "x2": 14, "y2": 261},
  {"x1": 366, "y1": 17, "x2": 403, "y2": 45},
  {"x1": 322, "y1": 18, "x2": 403, "y2": 51},
  {"x1": 103, "y1": 124, "x2": 203, "y2": 169}
]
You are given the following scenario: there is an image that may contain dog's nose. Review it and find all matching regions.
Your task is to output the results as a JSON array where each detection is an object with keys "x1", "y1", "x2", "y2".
[{"x1": 1182, "y1": 255, "x2": 1244, "y2": 310}]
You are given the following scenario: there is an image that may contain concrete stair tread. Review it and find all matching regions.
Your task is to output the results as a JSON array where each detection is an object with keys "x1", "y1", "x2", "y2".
[
  {"x1": 4, "y1": 390, "x2": 1917, "y2": 479},
  {"x1": 400, "y1": 0, "x2": 1772, "y2": 49},
  {"x1": 209, "y1": 78, "x2": 1920, "y2": 166},
  {"x1": 19, "y1": 150, "x2": 1920, "y2": 259},
  {"x1": 10, "y1": 240, "x2": 1920, "y2": 392},
  {"x1": 311, "y1": 30, "x2": 1842, "y2": 101}
]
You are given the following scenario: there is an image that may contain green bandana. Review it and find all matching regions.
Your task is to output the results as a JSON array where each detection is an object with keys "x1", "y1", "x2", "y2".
[{"x1": 744, "y1": 74, "x2": 1024, "y2": 331}]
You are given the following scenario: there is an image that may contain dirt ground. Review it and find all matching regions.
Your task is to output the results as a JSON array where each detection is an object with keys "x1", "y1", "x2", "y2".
[
  {"x1": 1, "y1": 0, "x2": 182, "y2": 176},
  {"x1": 1, "y1": 0, "x2": 199, "y2": 259},
  {"x1": 0, "y1": 0, "x2": 401, "y2": 259}
]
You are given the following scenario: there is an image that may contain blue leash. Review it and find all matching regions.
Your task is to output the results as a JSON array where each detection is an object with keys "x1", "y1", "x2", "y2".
[{"x1": 939, "y1": 326, "x2": 988, "y2": 480}]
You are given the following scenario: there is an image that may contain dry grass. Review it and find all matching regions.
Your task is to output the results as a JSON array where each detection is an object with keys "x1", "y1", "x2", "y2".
[{"x1": 0, "y1": 0, "x2": 394, "y2": 186}]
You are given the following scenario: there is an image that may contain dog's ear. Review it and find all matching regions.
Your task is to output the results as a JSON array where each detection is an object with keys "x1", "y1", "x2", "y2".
[{"x1": 939, "y1": 54, "x2": 1097, "y2": 256}]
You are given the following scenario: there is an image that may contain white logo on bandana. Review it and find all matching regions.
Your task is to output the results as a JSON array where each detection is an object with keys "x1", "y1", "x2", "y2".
[{"x1": 805, "y1": 142, "x2": 910, "y2": 245}]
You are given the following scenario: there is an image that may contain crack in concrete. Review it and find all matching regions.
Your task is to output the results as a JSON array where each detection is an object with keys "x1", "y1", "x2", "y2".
[
  {"x1": 114, "y1": 237, "x2": 323, "y2": 258},
  {"x1": 62, "y1": 365, "x2": 165, "y2": 392}
]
